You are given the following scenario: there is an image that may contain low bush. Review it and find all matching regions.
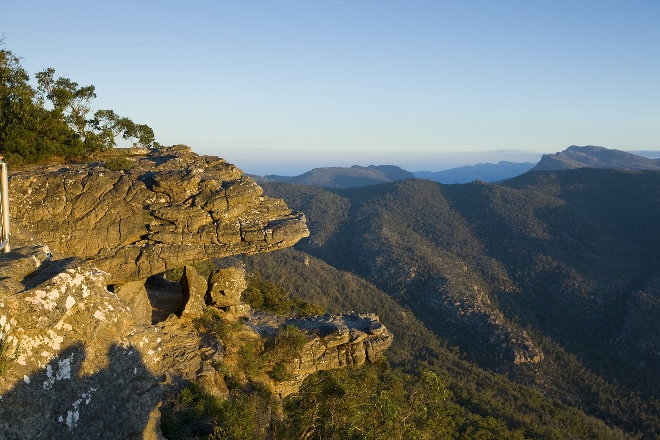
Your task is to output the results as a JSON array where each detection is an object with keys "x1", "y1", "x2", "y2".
[{"x1": 103, "y1": 155, "x2": 133, "y2": 171}]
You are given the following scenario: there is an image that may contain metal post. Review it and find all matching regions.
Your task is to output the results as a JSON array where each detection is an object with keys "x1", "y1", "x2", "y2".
[{"x1": 0, "y1": 161, "x2": 10, "y2": 253}]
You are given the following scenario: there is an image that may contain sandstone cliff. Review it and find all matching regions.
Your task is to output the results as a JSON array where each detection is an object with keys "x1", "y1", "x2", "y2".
[{"x1": 0, "y1": 147, "x2": 392, "y2": 439}]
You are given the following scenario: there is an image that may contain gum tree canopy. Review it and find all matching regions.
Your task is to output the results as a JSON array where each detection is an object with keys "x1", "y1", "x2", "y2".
[{"x1": 0, "y1": 45, "x2": 159, "y2": 164}]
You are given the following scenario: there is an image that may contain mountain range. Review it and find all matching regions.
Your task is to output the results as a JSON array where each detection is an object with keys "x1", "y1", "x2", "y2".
[
  {"x1": 533, "y1": 145, "x2": 660, "y2": 171},
  {"x1": 252, "y1": 145, "x2": 660, "y2": 188},
  {"x1": 414, "y1": 160, "x2": 535, "y2": 183},
  {"x1": 255, "y1": 164, "x2": 415, "y2": 188},
  {"x1": 236, "y1": 154, "x2": 660, "y2": 437}
]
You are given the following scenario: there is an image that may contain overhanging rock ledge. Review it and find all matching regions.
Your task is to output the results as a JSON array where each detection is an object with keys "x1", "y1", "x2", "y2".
[{"x1": 8, "y1": 145, "x2": 310, "y2": 283}]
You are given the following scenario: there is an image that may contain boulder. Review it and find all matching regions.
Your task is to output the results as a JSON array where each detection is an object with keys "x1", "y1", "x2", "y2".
[
  {"x1": 208, "y1": 267, "x2": 247, "y2": 309},
  {"x1": 0, "y1": 248, "x2": 224, "y2": 439},
  {"x1": 114, "y1": 280, "x2": 153, "y2": 326},
  {"x1": 0, "y1": 252, "x2": 162, "y2": 439}
]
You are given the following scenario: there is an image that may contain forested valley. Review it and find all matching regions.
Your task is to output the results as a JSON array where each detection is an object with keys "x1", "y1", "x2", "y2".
[{"x1": 228, "y1": 170, "x2": 659, "y2": 438}]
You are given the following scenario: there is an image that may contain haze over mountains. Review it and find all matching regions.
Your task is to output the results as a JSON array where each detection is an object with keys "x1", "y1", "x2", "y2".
[
  {"x1": 253, "y1": 145, "x2": 660, "y2": 187},
  {"x1": 256, "y1": 165, "x2": 415, "y2": 189},
  {"x1": 414, "y1": 161, "x2": 535, "y2": 184}
]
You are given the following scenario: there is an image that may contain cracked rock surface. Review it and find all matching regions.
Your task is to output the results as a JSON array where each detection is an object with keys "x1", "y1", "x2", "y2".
[{"x1": 9, "y1": 145, "x2": 309, "y2": 283}]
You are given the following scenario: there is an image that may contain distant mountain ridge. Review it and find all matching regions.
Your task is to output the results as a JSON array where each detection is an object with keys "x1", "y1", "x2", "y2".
[
  {"x1": 252, "y1": 162, "x2": 533, "y2": 188},
  {"x1": 253, "y1": 165, "x2": 414, "y2": 188},
  {"x1": 413, "y1": 161, "x2": 535, "y2": 183},
  {"x1": 252, "y1": 145, "x2": 660, "y2": 188},
  {"x1": 533, "y1": 145, "x2": 660, "y2": 171}
]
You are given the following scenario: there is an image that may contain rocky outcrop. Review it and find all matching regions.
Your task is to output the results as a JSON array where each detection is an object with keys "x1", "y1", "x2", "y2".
[
  {"x1": 0, "y1": 247, "x2": 392, "y2": 438},
  {"x1": 177, "y1": 265, "x2": 392, "y2": 398},
  {"x1": 8, "y1": 145, "x2": 309, "y2": 284},
  {"x1": 249, "y1": 312, "x2": 393, "y2": 397},
  {"x1": 0, "y1": 146, "x2": 392, "y2": 439}
]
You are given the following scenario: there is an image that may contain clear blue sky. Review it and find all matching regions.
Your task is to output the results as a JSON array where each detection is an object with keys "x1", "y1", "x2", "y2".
[{"x1": 2, "y1": 0, "x2": 659, "y2": 174}]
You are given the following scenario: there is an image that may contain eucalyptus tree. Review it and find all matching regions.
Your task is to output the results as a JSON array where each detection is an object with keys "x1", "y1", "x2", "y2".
[
  {"x1": 0, "y1": 43, "x2": 159, "y2": 163},
  {"x1": 35, "y1": 67, "x2": 97, "y2": 138},
  {"x1": 88, "y1": 109, "x2": 157, "y2": 152},
  {"x1": 0, "y1": 48, "x2": 83, "y2": 162}
]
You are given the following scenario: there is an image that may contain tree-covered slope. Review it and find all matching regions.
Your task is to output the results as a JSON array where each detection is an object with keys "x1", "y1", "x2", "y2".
[
  {"x1": 253, "y1": 171, "x2": 660, "y2": 437},
  {"x1": 233, "y1": 249, "x2": 635, "y2": 439},
  {"x1": 254, "y1": 165, "x2": 414, "y2": 189}
]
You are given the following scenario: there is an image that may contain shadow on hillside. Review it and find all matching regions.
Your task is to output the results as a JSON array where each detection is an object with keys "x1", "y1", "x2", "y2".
[{"x1": 0, "y1": 342, "x2": 162, "y2": 440}]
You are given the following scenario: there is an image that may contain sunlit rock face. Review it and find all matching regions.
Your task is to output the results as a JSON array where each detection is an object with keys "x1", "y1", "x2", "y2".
[
  {"x1": 9, "y1": 145, "x2": 309, "y2": 284},
  {"x1": 0, "y1": 146, "x2": 391, "y2": 439}
]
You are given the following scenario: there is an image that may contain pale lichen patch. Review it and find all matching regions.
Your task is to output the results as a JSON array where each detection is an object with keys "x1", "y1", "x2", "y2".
[
  {"x1": 57, "y1": 387, "x2": 98, "y2": 430},
  {"x1": 55, "y1": 322, "x2": 73, "y2": 332},
  {"x1": 65, "y1": 296, "x2": 76, "y2": 310},
  {"x1": 24, "y1": 289, "x2": 60, "y2": 311},
  {"x1": 47, "y1": 329, "x2": 65, "y2": 350},
  {"x1": 42, "y1": 353, "x2": 73, "y2": 390},
  {"x1": 15, "y1": 330, "x2": 65, "y2": 366}
]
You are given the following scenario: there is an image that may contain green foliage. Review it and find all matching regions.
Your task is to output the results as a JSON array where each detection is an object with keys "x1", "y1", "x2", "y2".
[
  {"x1": 193, "y1": 308, "x2": 242, "y2": 342},
  {"x1": 103, "y1": 155, "x2": 133, "y2": 171},
  {"x1": 161, "y1": 381, "x2": 271, "y2": 440},
  {"x1": 263, "y1": 325, "x2": 307, "y2": 382},
  {"x1": 0, "y1": 45, "x2": 158, "y2": 164},
  {"x1": 241, "y1": 276, "x2": 324, "y2": 317},
  {"x1": 237, "y1": 339, "x2": 264, "y2": 377},
  {"x1": 268, "y1": 362, "x2": 292, "y2": 383},
  {"x1": 278, "y1": 361, "x2": 463, "y2": 440},
  {"x1": 89, "y1": 109, "x2": 157, "y2": 152}
]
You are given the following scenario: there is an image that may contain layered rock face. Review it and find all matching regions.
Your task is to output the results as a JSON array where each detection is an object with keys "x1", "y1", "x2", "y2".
[
  {"x1": 249, "y1": 311, "x2": 394, "y2": 397},
  {"x1": 0, "y1": 147, "x2": 392, "y2": 439},
  {"x1": 9, "y1": 145, "x2": 309, "y2": 283}
]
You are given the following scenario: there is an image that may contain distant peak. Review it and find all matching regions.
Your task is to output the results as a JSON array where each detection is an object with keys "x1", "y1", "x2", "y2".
[{"x1": 533, "y1": 145, "x2": 660, "y2": 172}]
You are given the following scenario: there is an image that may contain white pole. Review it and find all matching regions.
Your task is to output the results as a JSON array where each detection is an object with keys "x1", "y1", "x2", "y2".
[{"x1": 0, "y1": 161, "x2": 10, "y2": 253}]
